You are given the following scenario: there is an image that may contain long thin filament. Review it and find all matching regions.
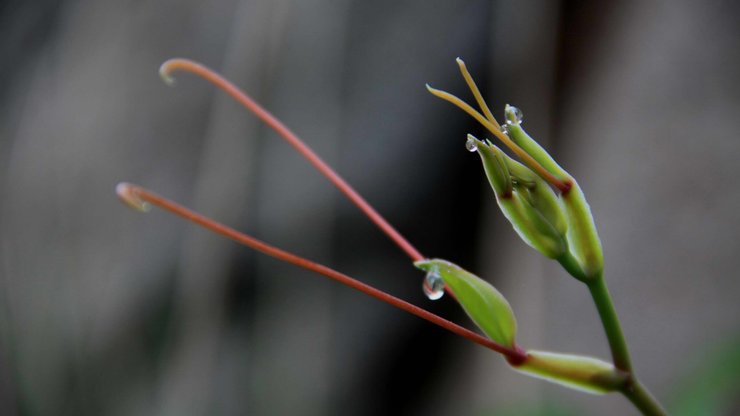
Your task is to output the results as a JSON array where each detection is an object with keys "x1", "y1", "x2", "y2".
[
  {"x1": 159, "y1": 58, "x2": 424, "y2": 262},
  {"x1": 456, "y1": 58, "x2": 500, "y2": 129},
  {"x1": 116, "y1": 182, "x2": 527, "y2": 363},
  {"x1": 426, "y1": 85, "x2": 570, "y2": 193}
]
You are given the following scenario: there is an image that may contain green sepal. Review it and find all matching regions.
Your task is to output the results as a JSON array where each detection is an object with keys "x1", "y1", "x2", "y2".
[
  {"x1": 471, "y1": 136, "x2": 511, "y2": 197},
  {"x1": 474, "y1": 139, "x2": 568, "y2": 259},
  {"x1": 499, "y1": 150, "x2": 568, "y2": 236},
  {"x1": 561, "y1": 183, "x2": 604, "y2": 278},
  {"x1": 414, "y1": 259, "x2": 517, "y2": 348},
  {"x1": 513, "y1": 350, "x2": 627, "y2": 394}
]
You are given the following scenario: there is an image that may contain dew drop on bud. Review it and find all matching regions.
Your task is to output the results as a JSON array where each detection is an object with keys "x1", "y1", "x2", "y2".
[
  {"x1": 505, "y1": 104, "x2": 523, "y2": 125},
  {"x1": 465, "y1": 136, "x2": 478, "y2": 152},
  {"x1": 422, "y1": 270, "x2": 445, "y2": 300}
]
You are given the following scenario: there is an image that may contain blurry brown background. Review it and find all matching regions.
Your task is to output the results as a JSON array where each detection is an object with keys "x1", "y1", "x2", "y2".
[{"x1": 1, "y1": 0, "x2": 739, "y2": 415}]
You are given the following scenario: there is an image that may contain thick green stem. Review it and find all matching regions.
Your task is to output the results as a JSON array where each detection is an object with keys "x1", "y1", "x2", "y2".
[
  {"x1": 587, "y1": 276, "x2": 668, "y2": 415},
  {"x1": 621, "y1": 379, "x2": 668, "y2": 416},
  {"x1": 587, "y1": 274, "x2": 632, "y2": 372},
  {"x1": 557, "y1": 251, "x2": 587, "y2": 282}
]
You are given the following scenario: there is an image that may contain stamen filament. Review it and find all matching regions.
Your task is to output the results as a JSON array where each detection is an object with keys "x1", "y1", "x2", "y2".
[
  {"x1": 426, "y1": 85, "x2": 570, "y2": 193},
  {"x1": 116, "y1": 182, "x2": 526, "y2": 363},
  {"x1": 455, "y1": 58, "x2": 500, "y2": 130},
  {"x1": 159, "y1": 58, "x2": 424, "y2": 262}
]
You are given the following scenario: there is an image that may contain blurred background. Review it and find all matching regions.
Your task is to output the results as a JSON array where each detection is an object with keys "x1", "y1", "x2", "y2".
[{"x1": 1, "y1": 0, "x2": 739, "y2": 414}]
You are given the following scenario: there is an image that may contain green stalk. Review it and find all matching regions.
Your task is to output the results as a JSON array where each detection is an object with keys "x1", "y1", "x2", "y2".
[
  {"x1": 587, "y1": 274, "x2": 632, "y2": 372},
  {"x1": 587, "y1": 274, "x2": 667, "y2": 415},
  {"x1": 622, "y1": 380, "x2": 668, "y2": 416}
]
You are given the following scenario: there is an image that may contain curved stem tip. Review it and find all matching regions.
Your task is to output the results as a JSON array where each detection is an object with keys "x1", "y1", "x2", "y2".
[{"x1": 158, "y1": 58, "x2": 424, "y2": 262}]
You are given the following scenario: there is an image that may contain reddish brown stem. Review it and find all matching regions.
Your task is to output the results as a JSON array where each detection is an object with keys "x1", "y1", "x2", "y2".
[
  {"x1": 117, "y1": 182, "x2": 526, "y2": 363},
  {"x1": 159, "y1": 58, "x2": 423, "y2": 262}
]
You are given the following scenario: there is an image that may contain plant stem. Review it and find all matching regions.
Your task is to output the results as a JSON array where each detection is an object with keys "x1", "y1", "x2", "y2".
[
  {"x1": 621, "y1": 379, "x2": 668, "y2": 416},
  {"x1": 587, "y1": 274, "x2": 632, "y2": 372},
  {"x1": 587, "y1": 275, "x2": 668, "y2": 415},
  {"x1": 159, "y1": 58, "x2": 424, "y2": 262},
  {"x1": 116, "y1": 182, "x2": 528, "y2": 363}
]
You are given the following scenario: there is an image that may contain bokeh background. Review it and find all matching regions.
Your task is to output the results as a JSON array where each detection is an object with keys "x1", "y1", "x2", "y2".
[{"x1": 1, "y1": 0, "x2": 739, "y2": 415}]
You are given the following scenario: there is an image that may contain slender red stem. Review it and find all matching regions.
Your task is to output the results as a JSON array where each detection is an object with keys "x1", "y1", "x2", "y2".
[
  {"x1": 116, "y1": 182, "x2": 526, "y2": 363},
  {"x1": 158, "y1": 58, "x2": 423, "y2": 262}
]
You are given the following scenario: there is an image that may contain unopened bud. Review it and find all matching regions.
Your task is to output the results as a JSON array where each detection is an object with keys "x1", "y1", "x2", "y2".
[
  {"x1": 513, "y1": 350, "x2": 627, "y2": 394},
  {"x1": 474, "y1": 139, "x2": 567, "y2": 259}
]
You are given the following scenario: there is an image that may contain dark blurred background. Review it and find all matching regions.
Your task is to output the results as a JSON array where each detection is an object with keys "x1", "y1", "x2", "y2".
[{"x1": 1, "y1": 0, "x2": 739, "y2": 415}]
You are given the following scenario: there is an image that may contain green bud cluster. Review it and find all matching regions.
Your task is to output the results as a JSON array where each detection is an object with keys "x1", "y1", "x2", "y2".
[
  {"x1": 503, "y1": 108, "x2": 603, "y2": 279},
  {"x1": 417, "y1": 61, "x2": 668, "y2": 411},
  {"x1": 428, "y1": 61, "x2": 604, "y2": 280}
]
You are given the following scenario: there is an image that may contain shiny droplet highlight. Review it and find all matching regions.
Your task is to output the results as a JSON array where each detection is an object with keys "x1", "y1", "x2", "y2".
[{"x1": 423, "y1": 270, "x2": 445, "y2": 300}]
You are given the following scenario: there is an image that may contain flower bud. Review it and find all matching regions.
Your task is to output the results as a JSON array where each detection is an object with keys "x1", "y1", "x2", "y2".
[
  {"x1": 473, "y1": 137, "x2": 568, "y2": 259},
  {"x1": 513, "y1": 350, "x2": 627, "y2": 394},
  {"x1": 505, "y1": 120, "x2": 603, "y2": 278}
]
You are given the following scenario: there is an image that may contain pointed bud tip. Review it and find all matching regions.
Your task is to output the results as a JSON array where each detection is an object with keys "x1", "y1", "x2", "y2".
[
  {"x1": 504, "y1": 104, "x2": 523, "y2": 125},
  {"x1": 413, "y1": 259, "x2": 433, "y2": 271},
  {"x1": 466, "y1": 134, "x2": 486, "y2": 145}
]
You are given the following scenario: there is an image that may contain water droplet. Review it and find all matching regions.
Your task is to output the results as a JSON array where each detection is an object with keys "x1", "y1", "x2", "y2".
[
  {"x1": 422, "y1": 270, "x2": 445, "y2": 300},
  {"x1": 465, "y1": 136, "x2": 478, "y2": 152},
  {"x1": 505, "y1": 104, "x2": 523, "y2": 125}
]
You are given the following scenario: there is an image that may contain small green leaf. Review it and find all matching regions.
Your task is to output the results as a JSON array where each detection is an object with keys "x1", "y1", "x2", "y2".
[
  {"x1": 414, "y1": 259, "x2": 517, "y2": 348},
  {"x1": 514, "y1": 350, "x2": 627, "y2": 394}
]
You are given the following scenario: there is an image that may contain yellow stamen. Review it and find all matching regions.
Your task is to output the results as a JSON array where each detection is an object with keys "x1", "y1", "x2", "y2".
[
  {"x1": 426, "y1": 85, "x2": 568, "y2": 192},
  {"x1": 456, "y1": 58, "x2": 500, "y2": 130}
]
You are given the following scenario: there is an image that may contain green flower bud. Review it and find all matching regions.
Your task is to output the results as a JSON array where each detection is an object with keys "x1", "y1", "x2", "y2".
[
  {"x1": 472, "y1": 137, "x2": 568, "y2": 259},
  {"x1": 504, "y1": 115, "x2": 603, "y2": 278},
  {"x1": 561, "y1": 184, "x2": 604, "y2": 278},
  {"x1": 428, "y1": 62, "x2": 603, "y2": 278},
  {"x1": 414, "y1": 258, "x2": 517, "y2": 348},
  {"x1": 513, "y1": 350, "x2": 627, "y2": 394},
  {"x1": 499, "y1": 147, "x2": 568, "y2": 237}
]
